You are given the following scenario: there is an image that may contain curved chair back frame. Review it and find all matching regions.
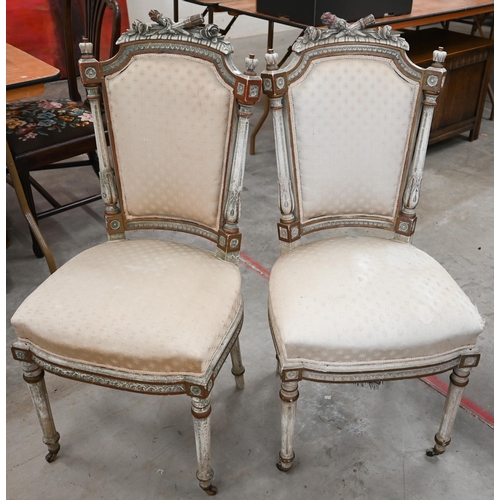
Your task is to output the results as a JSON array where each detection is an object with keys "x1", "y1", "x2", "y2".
[
  {"x1": 79, "y1": 13, "x2": 261, "y2": 262},
  {"x1": 261, "y1": 15, "x2": 446, "y2": 250}
]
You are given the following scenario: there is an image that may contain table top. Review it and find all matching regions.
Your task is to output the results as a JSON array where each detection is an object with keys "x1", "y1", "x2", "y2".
[
  {"x1": 217, "y1": 0, "x2": 494, "y2": 29},
  {"x1": 6, "y1": 43, "x2": 60, "y2": 91},
  {"x1": 376, "y1": 0, "x2": 494, "y2": 29}
]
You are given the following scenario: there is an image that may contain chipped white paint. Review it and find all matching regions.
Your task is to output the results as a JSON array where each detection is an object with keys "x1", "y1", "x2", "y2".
[
  {"x1": 279, "y1": 381, "x2": 298, "y2": 471},
  {"x1": 21, "y1": 362, "x2": 60, "y2": 458},
  {"x1": 230, "y1": 338, "x2": 245, "y2": 390},
  {"x1": 432, "y1": 366, "x2": 472, "y2": 454},
  {"x1": 191, "y1": 397, "x2": 215, "y2": 491}
]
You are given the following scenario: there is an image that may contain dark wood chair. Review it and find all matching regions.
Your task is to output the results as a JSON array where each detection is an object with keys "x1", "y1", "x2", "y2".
[{"x1": 6, "y1": 0, "x2": 121, "y2": 258}]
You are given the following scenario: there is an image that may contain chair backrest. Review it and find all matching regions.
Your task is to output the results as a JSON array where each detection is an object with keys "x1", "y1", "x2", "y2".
[
  {"x1": 79, "y1": 11, "x2": 261, "y2": 262},
  {"x1": 262, "y1": 14, "x2": 447, "y2": 249},
  {"x1": 65, "y1": 0, "x2": 121, "y2": 102}
]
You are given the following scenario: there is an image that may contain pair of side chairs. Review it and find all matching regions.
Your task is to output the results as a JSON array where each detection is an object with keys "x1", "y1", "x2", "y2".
[{"x1": 10, "y1": 12, "x2": 484, "y2": 495}]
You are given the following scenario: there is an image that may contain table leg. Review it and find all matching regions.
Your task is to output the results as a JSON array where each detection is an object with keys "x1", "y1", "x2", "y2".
[
  {"x1": 6, "y1": 143, "x2": 56, "y2": 274},
  {"x1": 249, "y1": 21, "x2": 275, "y2": 155},
  {"x1": 473, "y1": 14, "x2": 494, "y2": 120},
  {"x1": 173, "y1": 0, "x2": 179, "y2": 22},
  {"x1": 250, "y1": 97, "x2": 270, "y2": 156}
]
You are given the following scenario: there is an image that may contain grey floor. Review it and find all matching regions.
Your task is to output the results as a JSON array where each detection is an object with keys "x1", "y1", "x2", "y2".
[{"x1": 6, "y1": 29, "x2": 493, "y2": 500}]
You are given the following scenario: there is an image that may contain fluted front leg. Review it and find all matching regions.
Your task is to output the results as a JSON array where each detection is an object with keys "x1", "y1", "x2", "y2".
[
  {"x1": 21, "y1": 362, "x2": 60, "y2": 463},
  {"x1": 277, "y1": 380, "x2": 299, "y2": 472},
  {"x1": 427, "y1": 365, "x2": 473, "y2": 457},
  {"x1": 230, "y1": 338, "x2": 245, "y2": 390},
  {"x1": 191, "y1": 396, "x2": 217, "y2": 495}
]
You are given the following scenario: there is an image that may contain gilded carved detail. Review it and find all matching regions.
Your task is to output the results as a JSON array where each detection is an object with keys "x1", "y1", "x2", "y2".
[
  {"x1": 116, "y1": 10, "x2": 234, "y2": 55},
  {"x1": 126, "y1": 220, "x2": 218, "y2": 241},
  {"x1": 289, "y1": 45, "x2": 421, "y2": 82},
  {"x1": 31, "y1": 355, "x2": 187, "y2": 394},
  {"x1": 302, "y1": 219, "x2": 393, "y2": 233},
  {"x1": 301, "y1": 357, "x2": 460, "y2": 383},
  {"x1": 293, "y1": 14, "x2": 410, "y2": 53}
]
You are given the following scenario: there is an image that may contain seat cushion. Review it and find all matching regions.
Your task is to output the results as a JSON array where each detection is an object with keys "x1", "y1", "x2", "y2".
[
  {"x1": 269, "y1": 237, "x2": 483, "y2": 366},
  {"x1": 12, "y1": 239, "x2": 242, "y2": 376},
  {"x1": 6, "y1": 99, "x2": 94, "y2": 157}
]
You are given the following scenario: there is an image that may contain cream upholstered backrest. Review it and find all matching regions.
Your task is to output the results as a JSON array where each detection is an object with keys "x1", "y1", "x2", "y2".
[
  {"x1": 105, "y1": 53, "x2": 234, "y2": 229},
  {"x1": 289, "y1": 56, "x2": 419, "y2": 223},
  {"x1": 79, "y1": 12, "x2": 261, "y2": 259},
  {"x1": 262, "y1": 15, "x2": 446, "y2": 245}
]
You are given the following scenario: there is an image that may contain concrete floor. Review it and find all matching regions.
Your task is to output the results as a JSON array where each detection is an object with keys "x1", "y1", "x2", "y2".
[{"x1": 6, "y1": 29, "x2": 493, "y2": 499}]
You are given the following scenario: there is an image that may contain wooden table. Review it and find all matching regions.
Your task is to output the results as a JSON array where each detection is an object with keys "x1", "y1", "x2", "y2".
[
  {"x1": 6, "y1": 43, "x2": 60, "y2": 273},
  {"x1": 216, "y1": 0, "x2": 493, "y2": 30},
  {"x1": 6, "y1": 43, "x2": 60, "y2": 101},
  {"x1": 209, "y1": 0, "x2": 494, "y2": 153}
]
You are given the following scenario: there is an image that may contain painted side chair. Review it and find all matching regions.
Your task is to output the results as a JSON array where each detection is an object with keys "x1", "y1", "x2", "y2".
[
  {"x1": 262, "y1": 13, "x2": 484, "y2": 472},
  {"x1": 10, "y1": 11, "x2": 261, "y2": 495}
]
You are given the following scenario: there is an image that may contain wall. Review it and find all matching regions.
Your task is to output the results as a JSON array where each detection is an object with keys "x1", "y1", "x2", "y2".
[{"x1": 7, "y1": 0, "x2": 130, "y2": 78}]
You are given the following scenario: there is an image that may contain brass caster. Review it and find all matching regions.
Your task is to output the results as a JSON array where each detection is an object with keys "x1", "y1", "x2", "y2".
[
  {"x1": 276, "y1": 462, "x2": 292, "y2": 472},
  {"x1": 201, "y1": 484, "x2": 218, "y2": 496},
  {"x1": 45, "y1": 449, "x2": 59, "y2": 463},
  {"x1": 426, "y1": 447, "x2": 444, "y2": 457}
]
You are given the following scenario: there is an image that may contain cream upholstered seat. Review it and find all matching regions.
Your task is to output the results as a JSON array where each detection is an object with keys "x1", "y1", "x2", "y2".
[
  {"x1": 12, "y1": 239, "x2": 242, "y2": 375},
  {"x1": 10, "y1": 11, "x2": 261, "y2": 496},
  {"x1": 262, "y1": 13, "x2": 484, "y2": 472},
  {"x1": 269, "y1": 237, "x2": 483, "y2": 366}
]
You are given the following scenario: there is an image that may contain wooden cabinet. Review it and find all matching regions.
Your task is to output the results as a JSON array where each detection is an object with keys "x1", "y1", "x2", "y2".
[{"x1": 402, "y1": 28, "x2": 493, "y2": 144}]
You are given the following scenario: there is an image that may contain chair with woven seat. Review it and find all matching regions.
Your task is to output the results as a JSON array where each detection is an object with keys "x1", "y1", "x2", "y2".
[
  {"x1": 6, "y1": 0, "x2": 121, "y2": 258},
  {"x1": 262, "y1": 13, "x2": 484, "y2": 472},
  {"x1": 10, "y1": 11, "x2": 261, "y2": 495}
]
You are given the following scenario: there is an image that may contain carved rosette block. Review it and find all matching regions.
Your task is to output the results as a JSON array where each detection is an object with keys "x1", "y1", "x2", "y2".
[
  {"x1": 278, "y1": 222, "x2": 301, "y2": 244},
  {"x1": 261, "y1": 51, "x2": 288, "y2": 100},
  {"x1": 217, "y1": 230, "x2": 241, "y2": 255},
  {"x1": 106, "y1": 214, "x2": 124, "y2": 236},
  {"x1": 78, "y1": 40, "x2": 102, "y2": 86},
  {"x1": 423, "y1": 47, "x2": 447, "y2": 98},
  {"x1": 234, "y1": 54, "x2": 262, "y2": 106},
  {"x1": 395, "y1": 213, "x2": 417, "y2": 237}
]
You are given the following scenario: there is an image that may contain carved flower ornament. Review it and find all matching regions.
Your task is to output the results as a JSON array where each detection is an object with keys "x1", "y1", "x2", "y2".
[
  {"x1": 200, "y1": 24, "x2": 220, "y2": 41},
  {"x1": 294, "y1": 13, "x2": 408, "y2": 51},
  {"x1": 117, "y1": 10, "x2": 225, "y2": 45}
]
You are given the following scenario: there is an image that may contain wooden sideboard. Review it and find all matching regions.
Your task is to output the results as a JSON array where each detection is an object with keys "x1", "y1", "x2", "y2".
[{"x1": 399, "y1": 29, "x2": 492, "y2": 144}]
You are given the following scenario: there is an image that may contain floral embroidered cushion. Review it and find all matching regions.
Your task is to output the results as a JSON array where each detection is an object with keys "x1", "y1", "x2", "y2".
[{"x1": 6, "y1": 99, "x2": 95, "y2": 156}]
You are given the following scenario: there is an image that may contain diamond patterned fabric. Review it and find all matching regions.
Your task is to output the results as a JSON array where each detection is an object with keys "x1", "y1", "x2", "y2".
[
  {"x1": 105, "y1": 53, "x2": 234, "y2": 229},
  {"x1": 269, "y1": 237, "x2": 483, "y2": 366},
  {"x1": 12, "y1": 239, "x2": 242, "y2": 375},
  {"x1": 288, "y1": 56, "x2": 419, "y2": 223}
]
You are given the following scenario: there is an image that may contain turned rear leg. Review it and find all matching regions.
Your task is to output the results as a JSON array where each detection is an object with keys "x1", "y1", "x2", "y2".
[{"x1": 230, "y1": 338, "x2": 245, "y2": 390}]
